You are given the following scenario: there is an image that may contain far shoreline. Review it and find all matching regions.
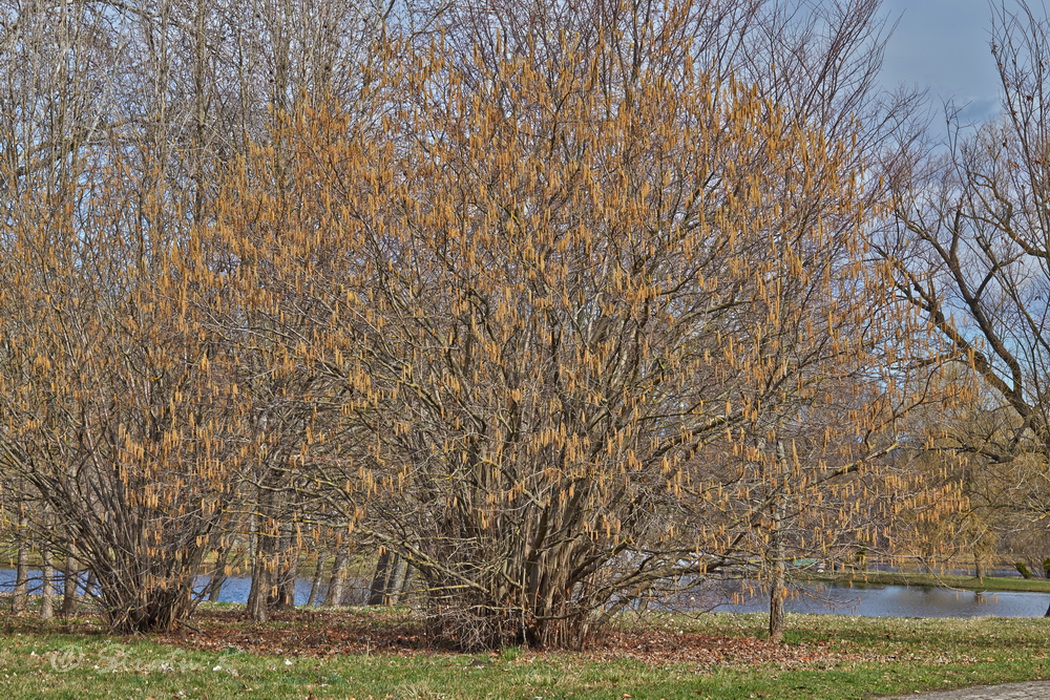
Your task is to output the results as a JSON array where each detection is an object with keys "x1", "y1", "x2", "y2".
[{"x1": 800, "y1": 570, "x2": 1050, "y2": 594}]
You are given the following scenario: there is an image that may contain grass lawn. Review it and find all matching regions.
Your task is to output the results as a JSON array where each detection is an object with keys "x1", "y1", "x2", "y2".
[{"x1": 0, "y1": 607, "x2": 1048, "y2": 698}]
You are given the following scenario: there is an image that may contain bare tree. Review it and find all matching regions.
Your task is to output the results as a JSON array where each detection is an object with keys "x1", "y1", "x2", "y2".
[{"x1": 882, "y1": 1, "x2": 1050, "y2": 477}]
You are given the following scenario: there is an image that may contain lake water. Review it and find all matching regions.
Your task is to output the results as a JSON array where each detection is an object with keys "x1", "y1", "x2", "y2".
[
  {"x1": 691, "y1": 580, "x2": 1050, "y2": 618},
  {"x1": 0, "y1": 569, "x2": 364, "y2": 608},
  {"x1": 2, "y1": 568, "x2": 1047, "y2": 618}
]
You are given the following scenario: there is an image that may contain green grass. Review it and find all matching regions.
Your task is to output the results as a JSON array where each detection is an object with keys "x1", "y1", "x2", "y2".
[
  {"x1": 805, "y1": 570, "x2": 1050, "y2": 593},
  {"x1": 1, "y1": 612, "x2": 1049, "y2": 698}
]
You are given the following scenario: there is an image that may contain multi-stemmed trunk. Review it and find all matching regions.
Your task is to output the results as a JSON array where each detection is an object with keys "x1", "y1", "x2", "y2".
[{"x1": 368, "y1": 550, "x2": 410, "y2": 606}]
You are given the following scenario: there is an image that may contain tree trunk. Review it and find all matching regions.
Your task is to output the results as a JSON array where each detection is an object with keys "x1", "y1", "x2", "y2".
[
  {"x1": 368, "y1": 551, "x2": 410, "y2": 606},
  {"x1": 275, "y1": 564, "x2": 296, "y2": 609},
  {"x1": 368, "y1": 549, "x2": 394, "y2": 606},
  {"x1": 768, "y1": 516, "x2": 786, "y2": 644},
  {"x1": 394, "y1": 556, "x2": 412, "y2": 602},
  {"x1": 246, "y1": 504, "x2": 275, "y2": 621},
  {"x1": 306, "y1": 551, "x2": 325, "y2": 607},
  {"x1": 61, "y1": 554, "x2": 78, "y2": 615},
  {"x1": 246, "y1": 563, "x2": 270, "y2": 623},
  {"x1": 207, "y1": 546, "x2": 230, "y2": 603},
  {"x1": 10, "y1": 512, "x2": 29, "y2": 614},
  {"x1": 40, "y1": 547, "x2": 54, "y2": 620},
  {"x1": 273, "y1": 526, "x2": 297, "y2": 610},
  {"x1": 768, "y1": 441, "x2": 788, "y2": 644},
  {"x1": 246, "y1": 519, "x2": 273, "y2": 622},
  {"x1": 324, "y1": 548, "x2": 349, "y2": 607}
]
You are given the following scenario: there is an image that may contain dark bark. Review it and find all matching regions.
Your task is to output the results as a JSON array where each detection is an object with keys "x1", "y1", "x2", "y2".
[
  {"x1": 368, "y1": 549, "x2": 394, "y2": 606},
  {"x1": 369, "y1": 550, "x2": 411, "y2": 606},
  {"x1": 768, "y1": 512, "x2": 786, "y2": 644}
]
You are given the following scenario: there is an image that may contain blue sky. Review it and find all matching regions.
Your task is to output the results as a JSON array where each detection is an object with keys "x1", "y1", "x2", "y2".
[{"x1": 880, "y1": 0, "x2": 1003, "y2": 122}]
